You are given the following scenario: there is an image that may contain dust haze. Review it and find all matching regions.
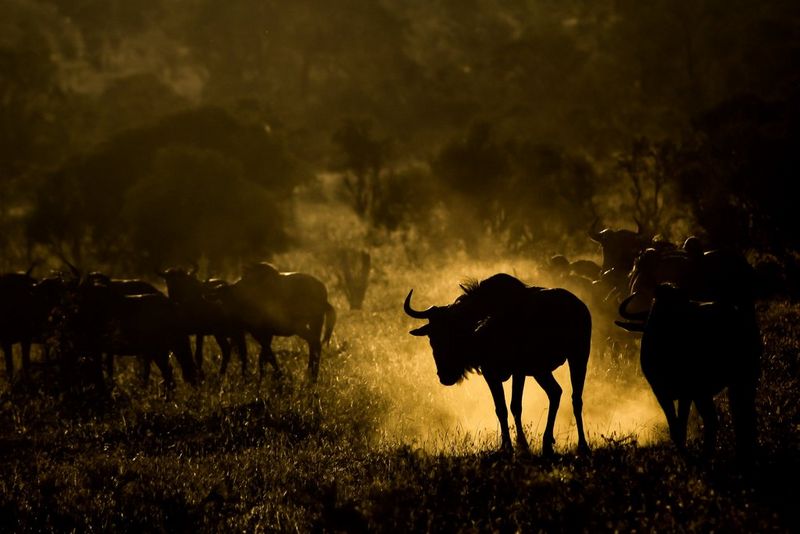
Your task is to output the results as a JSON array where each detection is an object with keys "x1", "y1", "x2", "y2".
[{"x1": 2, "y1": 0, "x2": 798, "y2": 451}]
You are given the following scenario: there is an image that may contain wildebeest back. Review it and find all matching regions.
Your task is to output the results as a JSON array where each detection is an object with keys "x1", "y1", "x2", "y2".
[{"x1": 471, "y1": 287, "x2": 591, "y2": 381}]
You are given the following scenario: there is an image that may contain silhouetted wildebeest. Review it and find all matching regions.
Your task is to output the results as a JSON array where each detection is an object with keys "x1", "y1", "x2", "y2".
[
  {"x1": 588, "y1": 219, "x2": 651, "y2": 291},
  {"x1": 69, "y1": 278, "x2": 198, "y2": 392},
  {"x1": 616, "y1": 284, "x2": 760, "y2": 461},
  {"x1": 219, "y1": 262, "x2": 336, "y2": 383},
  {"x1": 549, "y1": 255, "x2": 601, "y2": 283},
  {"x1": 626, "y1": 239, "x2": 756, "y2": 316},
  {"x1": 549, "y1": 255, "x2": 601, "y2": 313},
  {"x1": 0, "y1": 270, "x2": 38, "y2": 381},
  {"x1": 30, "y1": 273, "x2": 79, "y2": 361},
  {"x1": 625, "y1": 248, "x2": 698, "y2": 314},
  {"x1": 158, "y1": 267, "x2": 247, "y2": 378},
  {"x1": 404, "y1": 273, "x2": 591, "y2": 455}
]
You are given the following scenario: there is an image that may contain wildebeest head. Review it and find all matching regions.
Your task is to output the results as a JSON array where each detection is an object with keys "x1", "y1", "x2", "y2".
[
  {"x1": 404, "y1": 289, "x2": 482, "y2": 386},
  {"x1": 404, "y1": 275, "x2": 529, "y2": 385},
  {"x1": 616, "y1": 283, "x2": 689, "y2": 332},
  {"x1": 157, "y1": 267, "x2": 201, "y2": 300},
  {"x1": 589, "y1": 219, "x2": 651, "y2": 275}
]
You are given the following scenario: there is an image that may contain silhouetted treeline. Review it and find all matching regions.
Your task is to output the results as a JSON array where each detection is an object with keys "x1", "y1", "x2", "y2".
[{"x1": 1, "y1": 0, "x2": 798, "y2": 270}]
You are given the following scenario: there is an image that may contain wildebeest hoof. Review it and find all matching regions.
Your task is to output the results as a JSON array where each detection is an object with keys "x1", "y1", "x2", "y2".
[{"x1": 496, "y1": 449, "x2": 514, "y2": 461}]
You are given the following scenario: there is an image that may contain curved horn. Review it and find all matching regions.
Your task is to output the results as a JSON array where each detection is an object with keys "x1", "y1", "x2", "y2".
[
  {"x1": 615, "y1": 320, "x2": 646, "y2": 332},
  {"x1": 588, "y1": 217, "x2": 603, "y2": 242},
  {"x1": 403, "y1": 290, "x2": 435, "y2": 319},
  {"x1": 618, "y1": 293, "x2": 649, "y2": 321},
  {"x1": 62, "y1": 258, "x2": 81, "y2": 279},
  {"x1": 25, "y1": 259, "x2": 41, "y2": 277}
]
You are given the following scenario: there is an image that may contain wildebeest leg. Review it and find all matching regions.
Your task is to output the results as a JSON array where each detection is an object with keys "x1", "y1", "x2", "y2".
[
  {"x1": 652, "y1": 389, "x2": 681, "y2": 448},
  {"x1": 675, "y1": 398, "x2": 692, "y2": 448},
  {"x1": 254, "y1": 334, "x2": 279, "y2": 381},
  {"x1": 216, "y1": 334, "x2": 232, "y2": 376},
  {"x1": 569, "y1": 354, "x2": 590, "y2": 453},
  {"x1": 105, "y1": 353, "x2": 115, "y2": 387},
  {"x1": 3, "y1": 343, "x2": 14, "y2": 382},
  {"x1": 694, "y1": 395, "x2": 718, "y2": 458},
  {"x1": 533, "y1": 372, "x2": 562, "y2": 456},
  {"x1": 89, "y1": 352, "x2": 107, "y2": 396},
  {"x1": 307, "y1": 316, "x2": 324, "y2": 382},
  {"x1": 172, "y1": 336, "x2": 198, "y2": 387},
  {"x1": 194, "y1": 334, "x2": 205, "y2": 379},
  {"x1": 510, "y1": 374, "x2": 529, "y2": 451},
  {"x1": 485, "y1": 376, "x2": 512, "y2": 452},
  {"x1": 151, "y1": 352, "x2": 175, "y2": 395},
  {"x1": 729, "y1": 382, "x2": 757, "y2": 464},
  {"x1": 20, "y1": 340, "x2": 31, "y2": 379},
  {"x1": 140, "y1": 357, "x2": 152, "y2": 386},
  {"x1": 235, "y1": 332, "x2": 248, "y2": 378},
  {"x1": 306, "y1": 337, "x2": 322, "y2": 383}
]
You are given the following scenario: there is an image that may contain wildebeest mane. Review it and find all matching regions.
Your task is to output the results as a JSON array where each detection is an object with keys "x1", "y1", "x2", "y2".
[
  {"x1": 446, "y1": 274, "x2": 537, "y2": 378},
  {"x1": 458, "y1": 273, "x2": 532, "y2": 298}
]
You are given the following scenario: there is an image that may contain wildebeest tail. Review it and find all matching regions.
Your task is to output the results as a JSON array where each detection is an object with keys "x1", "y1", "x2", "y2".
[{"x1": 322, "y1": 302, "x2": 336, "y2": 345}]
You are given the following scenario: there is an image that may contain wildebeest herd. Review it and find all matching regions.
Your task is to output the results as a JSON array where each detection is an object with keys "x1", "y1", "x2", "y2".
[
  {"x1": 0, "y1": 262, "x2": 336, "y2": 395},
  {"x1": 2, "y1": 221, "x2": 762, "y2": 465},
  {"x1": 406, "y1": 222, "x2": 762, "y2": 464}
]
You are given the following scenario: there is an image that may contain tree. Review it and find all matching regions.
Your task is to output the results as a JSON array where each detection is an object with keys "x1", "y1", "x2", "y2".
[
  {"x1": 502, "y1": 141, "x2": 597, "y2": 250},
  {"x1": 617, "y1": 137, "x2": 684, "y2": 239},
  {"x1": 331, "y1": 119, "x2": 386, "y2": 221},
  {"x1": 432, "y1": 121, "x2": 509, "y2": 250},
  {"x1": 432, "y1": 122, "x2": 598, "y2": 254},
  {"x1": 123, "y1": 147, "x2": 289, "y2": 270},
  {"x1": 25, "y1": 106, "x2": 300, "y2": 269},
  {"x1": 673, "y1": 93, "x2": 800, "y2": 253}
]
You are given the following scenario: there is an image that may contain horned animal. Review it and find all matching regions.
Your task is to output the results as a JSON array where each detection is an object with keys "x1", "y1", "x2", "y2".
[
  {"x1": 616, "y1": 284, "x2": 761, "y2": 462},
  {"x1": 405, "y1": 273, "x2": 592, "y2": 455},
  {"x1": 0, "y1": 271, "x2": 38, "y2": 381},
  {"x1": 219, "y1": 262, "x2": 336, "y2": 383},
  {"x1": 68, "y1": 278, "x2": 198, "y2": 393},
  {"x1": 158, "y1": 267, "x2": 247, "y2": 378}
]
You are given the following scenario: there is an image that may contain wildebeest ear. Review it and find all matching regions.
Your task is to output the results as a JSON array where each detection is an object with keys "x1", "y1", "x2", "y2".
[
  {"x1": 614, "y1": 320, "x2": 645, "y2": 332},
  {"x1": 409, "y1": 324, "x2": 431, "y2": 336}
]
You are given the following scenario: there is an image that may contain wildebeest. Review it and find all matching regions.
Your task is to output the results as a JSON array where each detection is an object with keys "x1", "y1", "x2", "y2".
[
  {"x1": 218, "y1": 262, "x2": 336, "y2": 383},
  {"x1": 549, "y1": 255, "x2": 602, "y2": 313},
  {"x1": 157, "y1": 267, "x2": 247, "y2": 378},
  {"x1": 626, "y1": 238, "x2": 756, "y2": 316},
  {"x1": 625, "y1": 247, "x2": 698, "y2": 314},
  {"x1": 69, "y1": 277, "x2": 198, "y2": 392},
  {"x1": 616, "y1": 284, "x2": 760, "y2": 461},
  {"x1": 0, "y1": 270, "x2": 38, "y2": 381},
  {"x1": 588, "y1": 219, "x2": 651, "y2": 294},
  {"x1": 30, "y1": 272, "x2": 79, "y2": 361},
  {"x1": 404, "y1": 273, "x2": 592, "y2": 455},
  {"x1": 549, "y1": 255, "x2": 601, "y2": 283}
]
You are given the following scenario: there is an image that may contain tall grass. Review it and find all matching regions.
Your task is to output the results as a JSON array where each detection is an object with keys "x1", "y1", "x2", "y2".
[{"x1": 0, "y1": 256, "x2": 797, "y2": 531}]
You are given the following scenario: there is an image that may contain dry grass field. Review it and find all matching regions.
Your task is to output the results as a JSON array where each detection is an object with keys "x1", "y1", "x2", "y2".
[{"x1": 0, "y1": 256, "x2": 797, "y2": 532}]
